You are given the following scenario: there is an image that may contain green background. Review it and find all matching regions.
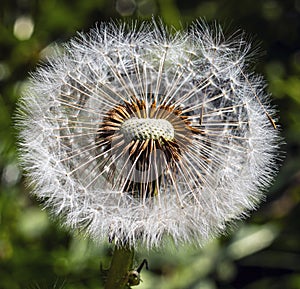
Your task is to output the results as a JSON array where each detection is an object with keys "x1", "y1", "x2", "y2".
[{"x1": 0, "y1": 0, "x2": 299, "y2": 288}]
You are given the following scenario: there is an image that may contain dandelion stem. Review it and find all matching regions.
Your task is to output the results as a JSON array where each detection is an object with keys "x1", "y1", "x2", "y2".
[{"x1": 104, "y1": 245, "x2": 134, "y2": 289}]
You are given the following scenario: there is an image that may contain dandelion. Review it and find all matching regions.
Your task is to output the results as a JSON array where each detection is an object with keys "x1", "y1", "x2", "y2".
[{"x1": 17, "y1": 20, "x2": 280, "y2": 251}]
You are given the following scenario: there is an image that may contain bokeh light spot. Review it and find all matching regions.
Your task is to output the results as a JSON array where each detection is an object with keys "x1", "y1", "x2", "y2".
[{"x1": 13, "y1": 16, "x2": 34, "y2": 41}]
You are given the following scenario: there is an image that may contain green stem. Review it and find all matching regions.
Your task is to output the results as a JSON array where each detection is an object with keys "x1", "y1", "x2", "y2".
[{"x1": 104, "y1": 245, "x2": 134, "y2": 289}]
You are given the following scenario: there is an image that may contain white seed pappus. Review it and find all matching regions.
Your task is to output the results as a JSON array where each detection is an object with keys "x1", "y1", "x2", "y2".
[{"x1": 17, "y1": 20, "x2": 280, "y2": 248}]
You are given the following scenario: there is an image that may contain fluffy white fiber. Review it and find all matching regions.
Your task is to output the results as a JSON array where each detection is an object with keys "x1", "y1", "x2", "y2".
[{"x1": 17, "y1": 20, "x2": 280, "y2": 248}]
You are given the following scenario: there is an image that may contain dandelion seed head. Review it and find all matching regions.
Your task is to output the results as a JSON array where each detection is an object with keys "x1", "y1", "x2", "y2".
[{"x1": 17, "y1": 20, "x2": 281, "y2": 248}]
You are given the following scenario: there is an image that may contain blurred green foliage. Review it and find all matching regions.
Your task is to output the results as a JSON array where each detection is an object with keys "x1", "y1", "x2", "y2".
[{"x1": 1, "y1": 0, "x2": 300, "y2": 288}]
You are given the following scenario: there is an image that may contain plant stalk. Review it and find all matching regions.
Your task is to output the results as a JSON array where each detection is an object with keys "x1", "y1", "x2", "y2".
[{"x1": 104, "y1": 245, "x2": 134, "y2": 289}]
